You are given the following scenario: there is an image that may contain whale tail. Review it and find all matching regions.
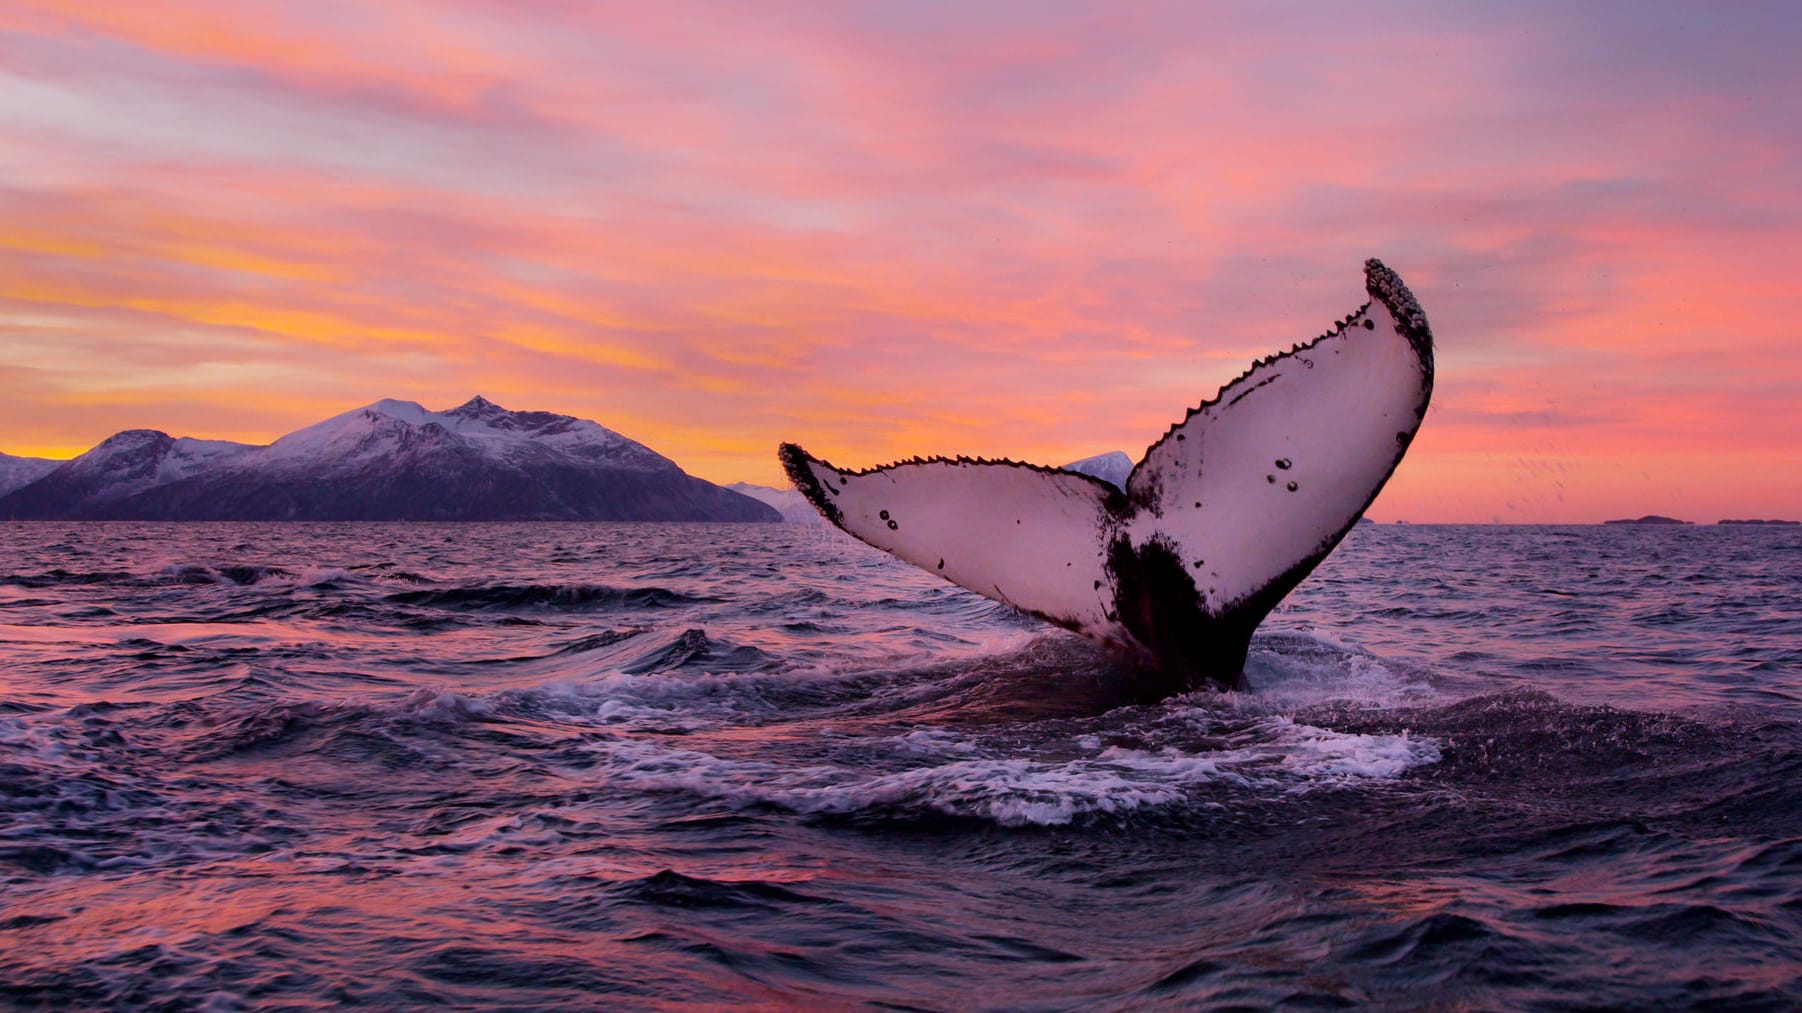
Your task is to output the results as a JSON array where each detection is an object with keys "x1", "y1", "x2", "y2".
[{"x1": 781, "y1": 259, "x2": 1434, "y2": 695}]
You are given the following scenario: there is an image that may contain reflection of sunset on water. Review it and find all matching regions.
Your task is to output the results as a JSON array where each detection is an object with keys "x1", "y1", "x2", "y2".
[{"x1": 2, "y1": 521, "x2": 1799, "y2": 1006}]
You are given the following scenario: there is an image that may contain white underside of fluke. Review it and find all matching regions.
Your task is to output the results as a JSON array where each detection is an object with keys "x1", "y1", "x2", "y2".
[
  {"x1": 1125, "y1": 294, "x2": 1424, "y2": 614},
  {"x1": 781, "y1": 260, "x2": 1433, "y2": 687},
  {"x1": 783, "y1": 454, "x2": 1132, "y2": 642}
]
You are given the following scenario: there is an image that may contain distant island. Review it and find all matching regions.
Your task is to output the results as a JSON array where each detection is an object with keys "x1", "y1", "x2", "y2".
[
  {"x1": 1602, "y1": 515, "x2": 1692, "y2": 525},
  {"x1": 0, "y1": 397, "x2": 779, "y2": 522},
  {"x1": 1717, "y1": 518, "x2": 1800, "y2": 525}
]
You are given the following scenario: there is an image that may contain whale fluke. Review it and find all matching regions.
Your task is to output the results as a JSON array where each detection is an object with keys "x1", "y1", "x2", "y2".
[{"x1": 781, "y1": 259, "x2": 1433, "y2": 695}]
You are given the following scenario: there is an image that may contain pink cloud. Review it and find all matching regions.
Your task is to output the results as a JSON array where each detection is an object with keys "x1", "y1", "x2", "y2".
[{"x1": 1, "y1": 2, "x2": 1799, "y2": 520}]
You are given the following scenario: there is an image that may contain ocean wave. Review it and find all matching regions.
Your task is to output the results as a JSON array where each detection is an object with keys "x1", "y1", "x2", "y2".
[
  {"x1": 619, "y1": 628, "x2": 776, "y2": 675},
  {"x1": 591, "y1": 716, "x2": 1440, "y2": 827},
  {"x1": 2, "y1": 569, "x2": 135, "y2": 588},
  {"x1": 158, "y1": 563, "x2": 295, "y2": 585},
  {"x1": 4, "y1": 522, "x2": 1801, "y2": 1009},
  {"x1": 385, "y1": 583, "x2": 715, "y2": 612},
  {"x1": 498, "y1": 656, "x2": 873, "y2": 730},
  {"x1": 175, "y1": 688, "x2": 494, "y2": 761},
  {"x1": 1322, "y1": 688, "x2": 1717, "y2": 780},
  {"x1": 1242, "y1": 628, "x2": 1440, "y2": 709},
  {"x1": 607, "y1": 869, "x2": 824, "y2": 911},
  {"x1": 3, "y1": 562, "x2": 353, "y2": 592}
]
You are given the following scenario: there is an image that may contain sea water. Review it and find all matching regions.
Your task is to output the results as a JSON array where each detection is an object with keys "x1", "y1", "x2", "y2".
[{"x1": 1, "y1": 521, "x2": 1799, "y2": 1008}]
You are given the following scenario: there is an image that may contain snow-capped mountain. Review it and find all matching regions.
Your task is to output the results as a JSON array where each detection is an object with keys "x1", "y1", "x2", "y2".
[
  {"x1": 1061, "y1": 451, "x2": 1133, "y2": 490},
  {"x1": 0, "y1": 397, "x2": 779, "y2": 522},
  {"x1": 0, "y1": 431, "x2": 256, "y2": 517},
  {"x1": 0, "y1": 451, "x2": 59, "y2": 498},
  {"x1": 261, "y1": 396, "x2": 663, "y2": 472},
  {"x1": 726, "y1": 482, "x2": 822, "y2": 524}
]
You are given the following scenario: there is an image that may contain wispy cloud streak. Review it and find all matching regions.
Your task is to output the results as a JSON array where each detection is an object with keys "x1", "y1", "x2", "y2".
[{"x1": 1, "y1": 1, "x2": 1798, "y2": 519}]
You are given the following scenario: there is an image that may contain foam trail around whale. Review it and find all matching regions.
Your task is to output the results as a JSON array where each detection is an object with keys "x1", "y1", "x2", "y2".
[{"x1": 781, "y1": 259, "x2": 1434, "y2": 694}]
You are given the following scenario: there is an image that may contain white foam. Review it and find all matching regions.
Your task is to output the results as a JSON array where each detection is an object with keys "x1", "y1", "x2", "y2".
[
  {"x1": 1285, "y1": 625, "x2": 1360, "y2": 653},
  {"x1": 599, "y1": 740, "x2": 1200, "y2": 826},
  {"x1": 1263, "y1": 716, "x2": 1440, "y2": 779},
  {"x1": 590, "y1": 714, "x2": 1441, "y2": 827},
  {"x1": 297, "y1": 565, "x2": 354, "y2": 586},
  {"x1": 891, "y1": 727, "x2": 979, "y2": 756}
]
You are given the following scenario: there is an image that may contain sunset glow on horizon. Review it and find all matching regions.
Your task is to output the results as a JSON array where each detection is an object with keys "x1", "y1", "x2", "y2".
[{"x1": 4, "y1": 1, "x2": 1799, "y2": 522}]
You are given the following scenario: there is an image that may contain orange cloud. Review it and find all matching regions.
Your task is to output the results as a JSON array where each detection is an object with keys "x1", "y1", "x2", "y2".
[{"x1": 1, "y1": 3, "x2": 1799, "y2": 521}]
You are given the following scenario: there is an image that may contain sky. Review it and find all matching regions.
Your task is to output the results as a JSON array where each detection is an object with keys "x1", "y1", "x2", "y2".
[{"x1": 2, "y1": 2, "x2": 1799, "y2": 523}]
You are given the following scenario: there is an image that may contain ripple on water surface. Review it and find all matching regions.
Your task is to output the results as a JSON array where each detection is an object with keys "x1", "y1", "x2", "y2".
[{"x1": 2, "y1": 521, "x2": 1801, "y2": 1008}]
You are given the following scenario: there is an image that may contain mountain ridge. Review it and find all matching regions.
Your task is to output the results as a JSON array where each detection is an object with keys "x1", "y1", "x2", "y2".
[
  {"x1": 0, "y1": 397, "x2": 778, "y2": 522},
  {"x1": 0, "y1": 451, "x2": 59, "y2": 498}
]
